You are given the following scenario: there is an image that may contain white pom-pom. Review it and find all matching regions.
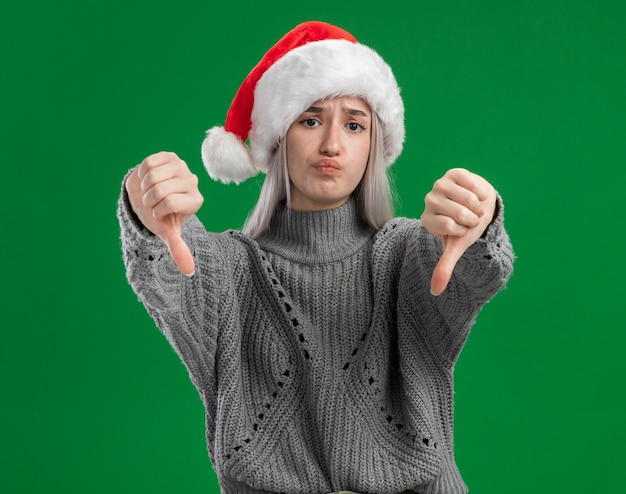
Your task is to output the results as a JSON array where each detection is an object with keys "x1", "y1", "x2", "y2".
[{"x1": 201, "y1": 127, "x2": 258, "y2": 184}]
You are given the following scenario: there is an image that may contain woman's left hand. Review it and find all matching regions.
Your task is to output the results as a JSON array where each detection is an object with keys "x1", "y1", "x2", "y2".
[{"x1": 421, "y1": 168, "x2": 497, "y2": 296}]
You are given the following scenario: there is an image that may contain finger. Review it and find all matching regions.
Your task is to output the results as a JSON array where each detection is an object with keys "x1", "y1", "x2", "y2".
[
  {"x1": 151, "y1": 191, "x2": 202, "y2": 220},
  {"x1": 141, "y1": 168, "x2": 199, "y2": 210},
  {"x1": 141, "y1": 159, "x2": 191, "y2": 194},
  {"x1": 164, "y1": 231, "x2": 195, "y2": 276},
  {"x1": 137, "y1": 151, "x2": 180, "y2": 179},
  {"x1": 141, "y1": 174, "x2": 193, "y2": 210},
  {"x1": 425, "y1": 190, "x2": 480, "y2": 229},
  {"x1": 429, "y1": 214, "x2": 469, "y2": 238},
  {"x1": 430, "y1": 237, "x2": 466, "y2": 296},
  {"x1": 446, "y1": 168, "x2": 493, "y2": 207},
  {"x1": 434, "y1": 177, "x2": 483, "y2": 218}
]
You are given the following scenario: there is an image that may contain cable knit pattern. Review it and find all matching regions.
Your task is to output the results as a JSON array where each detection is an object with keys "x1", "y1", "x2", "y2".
[{"x1": 118, "y1": 189, "x2": 514, "y2": 494}]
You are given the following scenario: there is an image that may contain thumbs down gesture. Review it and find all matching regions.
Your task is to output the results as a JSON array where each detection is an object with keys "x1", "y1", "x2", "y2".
[
  {"x1": 125, "y1": 152, "x2": 204, "y2": 277},
  {"x1": 421, "y1": 168, "x2": 497, "y2": 296}
]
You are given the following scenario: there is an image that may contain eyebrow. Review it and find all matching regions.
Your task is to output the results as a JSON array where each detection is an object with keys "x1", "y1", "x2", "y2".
[{"x1": 303, "y1": 106, "x2": 370, "y2": 118}]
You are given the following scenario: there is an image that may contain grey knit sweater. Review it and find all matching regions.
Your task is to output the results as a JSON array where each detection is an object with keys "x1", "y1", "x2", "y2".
[{"x1": 118, "y1": 191, "x2": 514, "y2": 494}]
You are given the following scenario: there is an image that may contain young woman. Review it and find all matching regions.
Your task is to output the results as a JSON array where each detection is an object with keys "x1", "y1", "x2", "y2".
[{"x1": 118, "y1": 21, "x2": 514, "y2": 494}]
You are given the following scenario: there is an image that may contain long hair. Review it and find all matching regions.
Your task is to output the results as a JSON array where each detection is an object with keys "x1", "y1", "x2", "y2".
[{"x1": 243, "y1": 113, "x2": 394, "y2": 238}]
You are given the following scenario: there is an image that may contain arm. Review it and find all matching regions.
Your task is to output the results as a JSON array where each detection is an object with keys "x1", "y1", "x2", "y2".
[
  {"x1": 407, "y1": 169, "x2": 514, "y2": 363},
  {"x1": 117, "y1": 170, "x2": 205, "y2": 313},
  {"x1": 117, "y1": 152, "x2": 222, "y2": 397}
]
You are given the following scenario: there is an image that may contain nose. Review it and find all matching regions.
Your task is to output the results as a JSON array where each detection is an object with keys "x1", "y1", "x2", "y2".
[{"x1": 320, "y1": 123, "x2": 341, "y2": 156}]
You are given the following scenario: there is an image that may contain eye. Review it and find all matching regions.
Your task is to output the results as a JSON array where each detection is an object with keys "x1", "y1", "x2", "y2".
[
  {"x1": 347, "y1": 122, "x2": 365, "y2": 132},
  {"x1": 300, "y1": 118, "x2": 320, "y2": 128}
]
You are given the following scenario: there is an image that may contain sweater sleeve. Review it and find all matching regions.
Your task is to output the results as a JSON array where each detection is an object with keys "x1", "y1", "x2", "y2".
[
  {"x1": 116, "y1": 177, "x2": 229, "y2": 403},
  {"x1": 399, "y1": 195, "x2": 515, "y2": 366},
  {"x1": 442, "y1": 194, "x2": 514, "y2": 300}
]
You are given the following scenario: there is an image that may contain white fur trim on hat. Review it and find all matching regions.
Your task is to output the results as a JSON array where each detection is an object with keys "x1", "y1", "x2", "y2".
[
  {"x1": 250, "y1": 39, "x2": 404, "y2": 171},
  {"x1": 201, "y1": 127, "x2": 258, "y2": 184}
]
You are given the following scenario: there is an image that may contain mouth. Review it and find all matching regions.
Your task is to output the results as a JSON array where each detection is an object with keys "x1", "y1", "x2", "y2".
[{"x1": 314, "y1": 159, "x2": 341, "y2": 174}]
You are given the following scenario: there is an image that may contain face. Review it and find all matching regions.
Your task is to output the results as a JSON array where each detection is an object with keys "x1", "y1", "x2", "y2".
[{"x1": 285, "y1": 96, "x2": 371, "y2": 211}]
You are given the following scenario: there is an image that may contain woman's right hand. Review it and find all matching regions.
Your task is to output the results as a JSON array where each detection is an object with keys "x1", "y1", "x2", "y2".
[{"x1": 126, "y1": 151, "x2": 204, "y2": 276}]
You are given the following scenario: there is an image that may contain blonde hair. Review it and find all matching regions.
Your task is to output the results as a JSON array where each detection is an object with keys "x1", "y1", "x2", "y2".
[{"x1": 243, "y1": 113, "x2": 394, "y2": 238}]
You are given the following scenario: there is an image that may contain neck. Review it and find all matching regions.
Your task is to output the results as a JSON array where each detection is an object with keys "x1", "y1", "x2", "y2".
[
  {"x1": 257, "y1": 199, "x2": 371, "y2": 264},
  {"x1": 288, "y1": 191, "x2": 350, "y2": 213}
]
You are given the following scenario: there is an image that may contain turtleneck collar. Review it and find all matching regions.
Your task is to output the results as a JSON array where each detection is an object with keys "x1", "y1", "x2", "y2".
[{"x1": 257, "y1": 199, "x2": 372, "y2": 264}]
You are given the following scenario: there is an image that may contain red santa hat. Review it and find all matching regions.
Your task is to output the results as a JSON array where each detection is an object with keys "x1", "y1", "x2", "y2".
[{"x1": 201, "y1": 21, "x2": 404, "y2": 184}]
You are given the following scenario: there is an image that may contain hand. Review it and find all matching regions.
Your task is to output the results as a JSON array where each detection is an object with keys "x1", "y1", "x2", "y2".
[
  {"x1": 421, "y1": 168, "x2": 496, "y2": 296},
  {"x1": 125, "y1": 151, "x2": 204, "y2": 276}
]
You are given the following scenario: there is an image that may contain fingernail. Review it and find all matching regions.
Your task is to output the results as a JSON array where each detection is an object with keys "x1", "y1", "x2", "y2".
[{"x1": 185, "y1": 270, "x2": 195, "y2": 277}]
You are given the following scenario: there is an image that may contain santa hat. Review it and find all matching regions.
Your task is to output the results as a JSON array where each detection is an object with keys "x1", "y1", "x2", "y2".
[{"x1": 201, "y1": 21, "x2": 404, "y2": 184}]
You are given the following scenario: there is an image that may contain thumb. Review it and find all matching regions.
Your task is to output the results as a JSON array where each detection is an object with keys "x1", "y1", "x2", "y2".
[
  {"x1": 430, "y1": 237, "x2": 466, "y2": 296},
  {"x1": 163, "y1": 230, "x2": 196, "y2": 277}
]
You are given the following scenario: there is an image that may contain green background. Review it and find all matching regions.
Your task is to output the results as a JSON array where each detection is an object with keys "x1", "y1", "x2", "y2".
[{"x1": 2, "y1": 0, "x2": 624, "y2": 492}]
